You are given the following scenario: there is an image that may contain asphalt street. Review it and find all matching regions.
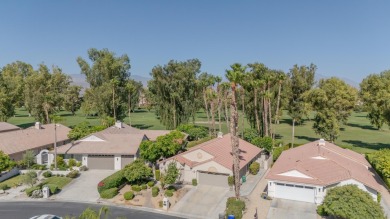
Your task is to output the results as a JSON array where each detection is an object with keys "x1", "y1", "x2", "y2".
[{"x1": 0, "y1": 201, "x2": 184, "y2": 219}]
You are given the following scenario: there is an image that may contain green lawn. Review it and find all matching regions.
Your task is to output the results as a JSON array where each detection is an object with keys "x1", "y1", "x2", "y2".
[
  {"x1": 42, "y1": 176, "x2": 72, "y2": 189},
  {"x1": 0, "y1": 175, "x2": 24, "y2": 189},
  {"x1": 6, "y1": 108, "x2": 390, "y2": 154}
]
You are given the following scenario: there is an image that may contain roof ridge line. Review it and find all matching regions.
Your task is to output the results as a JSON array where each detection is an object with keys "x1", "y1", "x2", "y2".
[{"x1": 322, "y1": 146, "x2": 367, "y2": 168}]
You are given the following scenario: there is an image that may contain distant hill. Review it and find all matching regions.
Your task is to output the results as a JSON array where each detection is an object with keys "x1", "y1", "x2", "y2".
[
  {"x1": 315, "y1": 74, "x2": 359, "y2": 88},
  {"x1": 69, "y1": 74, "x2": 151, "y2": 90}
]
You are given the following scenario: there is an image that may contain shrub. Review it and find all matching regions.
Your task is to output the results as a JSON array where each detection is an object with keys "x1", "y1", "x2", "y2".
[
  {"x1": 249, "y1": 162, "x2": 260, "y2": 175},
  {"x1": 76, "y1": 161, "x2": 82, "y2": 167},
  {"x1": 124, "y1": 191, "x2": 135, "y2": 200},
  {"x1": 228, "y1": 176, "x2": 234, "y2": 187},
  {"x1": 147, "y1": 181, "x2": 155, "y2": 188},
  {"x1": 45, "y1": 184, "x2": 58, "y2": 194},
  {"x1": 165, "y1": 189, "x2": 174, "y2": 197},
  {"x1": 97, "y1": 170, "x2": 126, "y2": 193},
  {"x1": 273, "y1": 145, "x2": 290, "y2": 161},
  {"x1": 132, "y1": 185, "x2": 141, "y2": 192},
  {"x1": 42, "y1": 171, "x2": 52, "y2": 178},
  {"x1": 68, "y1": 159, "x2": 77, "y2": 167},
  {"x1": 318, "y1": 185, "x2": 385, "y2": 219},
  {"x1": 25, "y1": 186, "x2": 40, "y2": 197},
  {"x1": 159, "y1": 200, "x2": 163, "y2": 208},
  {"x1": 141, "y1": 184, "x2": 147, "y2": 190},
  {"x1": 152, "y1": 187, "x2": 159, "y2": 197},
  {"x1": 100, "y1": 187, "x2": 118, "y2": 199},
  {"x1": 31, "y1": 164, "x2": 46, "y2": 170},
  {"x1": 79, "y1": 165, "x2": 88, "y2": 171},
  {"x1": 167, "y1": 185, "x2": 176, "y2": 191},
  {"x1": 192, "y1": 178, "x2": 197, "y2": 186},
  {"x1": 0, "y1": 184, "x2": 10, "y2": 190},
  {"x1": 155, "y1": 170, "x2": 161, "y2": 181},
  {"x1": 66, "y1": 170, "x2": 79, "y2": 178},
  {"x1": 225, "y1": 197, "x2": 245, "y2": 219},
  {"x1": 378, "y1": 192, "x2": 382, "y2": 203}
]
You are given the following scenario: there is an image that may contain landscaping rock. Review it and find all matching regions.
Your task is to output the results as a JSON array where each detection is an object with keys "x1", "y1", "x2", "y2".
[
  {"x1": 0, "y1": 190, "x2": 4, "y2": 194},
  {"x1": 31, "y1": 189, "x2": 43, "y2": 198}
]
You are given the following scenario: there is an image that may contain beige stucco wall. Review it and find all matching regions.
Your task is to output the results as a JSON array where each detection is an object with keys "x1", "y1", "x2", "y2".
[{"x1": 182, "y1": 149, "x2": 214, "y2": 163}]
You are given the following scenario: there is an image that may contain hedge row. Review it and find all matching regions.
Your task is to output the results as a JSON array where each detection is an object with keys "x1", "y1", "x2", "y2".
[
  {"x1": 97, "y1": 170, "x2": 126, "y2": 196},
  {"x1": 100, "y1": 188, "x2": 118, "y2": 199}
]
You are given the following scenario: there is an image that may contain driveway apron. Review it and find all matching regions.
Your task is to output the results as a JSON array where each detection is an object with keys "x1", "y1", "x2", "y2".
[
  {"x1": 54, "y1": 170, "x2": 115, "y2": 202},
  {"x1": 266, "y1": 198, "x2": 317, "y2": 219}
]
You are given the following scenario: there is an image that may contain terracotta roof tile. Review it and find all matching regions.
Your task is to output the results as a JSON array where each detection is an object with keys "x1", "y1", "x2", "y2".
[
  {"x1": 266, "y1": 140, "x2": 382, "y2": 191},
  {"x1": 163, "y1": 134, "x2": 262, "y2": 171}
]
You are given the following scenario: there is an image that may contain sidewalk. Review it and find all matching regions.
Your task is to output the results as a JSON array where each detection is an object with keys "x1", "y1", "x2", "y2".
[{"x1": 242, "y1": 169, "x2": 270, "y2": 219}]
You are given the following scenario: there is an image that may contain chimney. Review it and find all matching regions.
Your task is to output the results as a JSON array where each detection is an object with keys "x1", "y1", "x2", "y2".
[
  {"x1": 217, "y1": 131, "x2": 223, "y2": 138},
  {"x1": 115, "y1": 121, "x2": 123, "y2": 129},
  {"x1": 35, "y1": 122, "x2": 41, "y2": 130}
]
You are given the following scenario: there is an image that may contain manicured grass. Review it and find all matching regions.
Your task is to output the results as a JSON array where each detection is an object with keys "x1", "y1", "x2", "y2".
[
  {"x1": 7, "y1": 108, "x2": 390, "y2": 154},
  {"x1": 0, "y1": 175, "x2": 24, "y2": 188},
  {"x1": 42, "y1": 176, "x2": 72, "y2": 189},
  {"x1": 274, "y1": 111, "x2": 390, "y2": 154}
]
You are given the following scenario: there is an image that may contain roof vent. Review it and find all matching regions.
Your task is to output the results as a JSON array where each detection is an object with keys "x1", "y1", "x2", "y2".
[
  {"x1": 318, "y1": 139, "x2": 325, "y2": 146},
  {"x1": 217, "y1": 132, "x2": 223, "y2": 138},
  {"x1": 115, "y1": 121, "x2": 123, "y2": 129},
  {"x1": 35, "y1": 122, "x2": 41, "y2": 130}
]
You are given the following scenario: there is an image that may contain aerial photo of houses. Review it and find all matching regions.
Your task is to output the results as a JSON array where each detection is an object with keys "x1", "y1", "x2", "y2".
[{"x1": 0, "y1": 1, "x2": 389, "y2": 219}]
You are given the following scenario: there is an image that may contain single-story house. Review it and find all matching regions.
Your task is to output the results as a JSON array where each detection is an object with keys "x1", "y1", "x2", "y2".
[
  {"x1": 0, "y1": 122, "x2": 20, "y2": 133},
  {"x1": 0, "y1": 122, "x2": 71, "y2": 163},
  {"x1": 159, "y1": 133, "x2": 263, "y2": 188},
  {"x1": 54, "y1": 121, "x2": 172, "y2": 170},
  {"x1": 266, "y1": 139, "x2": 382, "y2": 204}
]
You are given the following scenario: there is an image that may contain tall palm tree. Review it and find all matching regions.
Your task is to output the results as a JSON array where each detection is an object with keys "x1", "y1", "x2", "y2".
[
  {"x1": 274, "y1": 72, "x2": 286, "y2": 124},
  {"x1": 225, "y1": 63, "x2": 245, "y2": 199},
  {"x1": 215, "y1": 76, "x2": 222, "y2": 132}
]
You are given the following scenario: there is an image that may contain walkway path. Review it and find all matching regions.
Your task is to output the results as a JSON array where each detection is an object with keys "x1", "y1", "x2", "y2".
[{"x1": 242, "y1": 169, "x2": 270, "y2": 219}]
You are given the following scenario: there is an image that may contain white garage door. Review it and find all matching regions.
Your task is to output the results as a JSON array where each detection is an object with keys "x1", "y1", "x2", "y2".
[
  {"x1": 198, "y1": 171, "x2": 229, "y2": 187},
  {"x1": 274, "y1": 183, "x2": 315, "y2": 203}
]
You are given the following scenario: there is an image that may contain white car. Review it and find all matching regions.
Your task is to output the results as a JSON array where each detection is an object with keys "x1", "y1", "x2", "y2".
[{"x1": 29, "y1": 215, "x2": 62, "y2": 219}]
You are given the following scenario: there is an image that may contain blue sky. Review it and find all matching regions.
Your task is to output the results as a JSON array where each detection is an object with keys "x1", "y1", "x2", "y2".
[{"x1": 0, "y1": 1, "x2": 389, "y2": 84}]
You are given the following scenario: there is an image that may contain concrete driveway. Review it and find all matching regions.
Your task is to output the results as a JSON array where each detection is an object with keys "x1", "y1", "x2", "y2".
[
  {"x1": 266, "y1": 198, "x2": 317, "y2": 219},
  {"x1": 54, "y1": 170, "x2": 115, "y2": 202},
  {"x1": 171, "y1": 185, "x2": 230, "y2": 219}
]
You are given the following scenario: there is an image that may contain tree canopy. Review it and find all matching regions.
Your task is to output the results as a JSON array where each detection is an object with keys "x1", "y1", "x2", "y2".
[
  {"x1": 360, "y1": 70, "x2": 390, "y2": 129},
  {"x1": 140, "y1": 130, "x2": 185, "y2": 165},
  {"x1": 148, "y1": 59, "x2": 202, "y2": 129},
  {"x1": 123, "y1": 159, "x2": 153, "y2": 184},
  {"x1": 77, "y1": 48, "x2": 131, "y2": 119},
  {"x1": 318, "y1": 185, "x2": 385, "y2": 219},
  {"x1": 307, "y1": 77, "x2": 357, "y2": 142}
]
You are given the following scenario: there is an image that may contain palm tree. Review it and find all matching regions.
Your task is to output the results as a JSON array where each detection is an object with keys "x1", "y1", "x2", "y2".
[
  {"x1": 274, "y1": 72, "x2": 286, "y2": 124},
  {"x1": 50, "y1": 114, "x2": 64, "y2": 170},
  {"x1": 215, "y1": 76, "x2": 222, "y2": 132},
  {"x1": 225, "y1": 63, "x2": 245, "y2": 199}
]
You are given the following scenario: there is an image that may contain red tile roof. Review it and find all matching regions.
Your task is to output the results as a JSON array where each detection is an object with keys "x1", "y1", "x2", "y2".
[
  {"x1": 163, "y1": 134, "x2": 262, "y2": 171},
  {"x1": 266, "y1": 140, "x2": 382, "y2": 191}
]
